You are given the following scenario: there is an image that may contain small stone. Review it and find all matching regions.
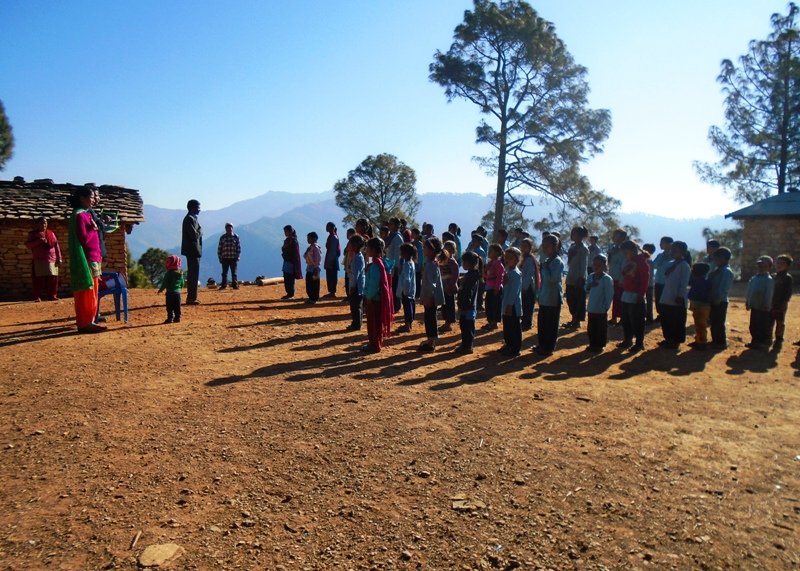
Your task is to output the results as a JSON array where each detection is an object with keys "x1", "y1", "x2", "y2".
[
  {"x1": 138, "y1": 543, "x2": 185, "y2": 567},
  {"x1": 209, "y1": 525, "x2": 222, "y2": 533},
  {"x1": 418, "y1": 471, "x2": 431, "y2": 479},
  {"x1": 400, "y1": 550, "x2": 412, "y2": 561},
  {"x1": 513, "y1": 476, "x2": 526, "y2": 486},
  {"x1": 242, "y1": 519, "x2": 256, "y2": 528},
  {"x1": 31, "y1": 430, "x2": 45, "y2": 436}
]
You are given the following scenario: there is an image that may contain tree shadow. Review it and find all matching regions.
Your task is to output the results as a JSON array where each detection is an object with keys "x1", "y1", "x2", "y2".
[
  {"x1": 0, "y1": 325, "x2": 78, "y2": 348},
  {"x1": 219, "y1": 328, "x2": 347, "y2": 353},
  {"x1": 792, "y1": 347, "x2": 800, "y2": 377},
  {"x1": 725, "y1": 349, "x2": 779, "y2": 375}
]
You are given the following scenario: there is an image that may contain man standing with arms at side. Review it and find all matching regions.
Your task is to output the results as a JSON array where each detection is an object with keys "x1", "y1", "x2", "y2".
[
  {"x1": 182, "y1": 199, "x2": 202, "y2": 305},
  {"x1": 217, "y1": 222, "x2": 241, "y2": 290}
]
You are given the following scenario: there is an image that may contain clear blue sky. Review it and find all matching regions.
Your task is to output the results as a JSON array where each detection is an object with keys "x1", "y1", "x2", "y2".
[{"x1": 1, "y1": 0, "x2": 790, "y2": 218}]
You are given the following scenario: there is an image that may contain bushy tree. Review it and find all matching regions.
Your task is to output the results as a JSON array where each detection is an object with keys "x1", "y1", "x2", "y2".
[
  {"x1": 138, "y1": 248, "x2": 169, "y2": 287},
  {"x1": 430, "y1": 0, "x2": 612, "y2": 232},
  {"x1": 334, "y1": 153, "x2": 420, "y2": 227},
  {"x1": 531, "y1": 189, "x2": 638, "y2": 244},
  {"x1": 126, "y1": 250, "x2": 152, "y2": 289},
  {"x1": 0, "y1": 100, "x2": 14, "y2": 171},
  {"x1": 695, "y1": 3, "x2": 799, "y2": 203}
]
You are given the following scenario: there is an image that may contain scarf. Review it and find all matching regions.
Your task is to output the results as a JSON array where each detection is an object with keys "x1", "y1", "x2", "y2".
[{"x1": 68, "y1": 208, "x2": 94, "y2": 291}]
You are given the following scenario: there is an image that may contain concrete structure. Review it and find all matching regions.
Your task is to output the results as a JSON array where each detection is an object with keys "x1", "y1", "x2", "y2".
[
  {"x1": 726, "y1": 190, "x2": 800, "y2": 281},
  {"x1": 0, "y1": 177, "x2": 144, "y2": 300}
]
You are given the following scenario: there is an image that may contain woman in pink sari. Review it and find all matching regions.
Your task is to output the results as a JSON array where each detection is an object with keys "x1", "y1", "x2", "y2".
[{"x1": 25, "y1": 216, "x2": 62, "y2": 301}]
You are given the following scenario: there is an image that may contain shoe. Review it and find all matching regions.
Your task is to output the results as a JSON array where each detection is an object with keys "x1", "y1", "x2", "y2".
[
  {"x1": 534, "y1": 347, "x2": 553, "y2": 357},
  {"x1": 232, "y1": 284, "x2": 239, "y2": 290},
  {"x1": 691, "y1": 343, "x2": 707, "y2": 351},
  {"x1": 163, "y1": 319, "x2": 173, "y2": 324},
  {"x1": 454, "y1": 346, "x2": 474, "y2": 354},
  {"x1": 396, "y1": 324, "x2": 411, "y2": 333},
  {"x1": 418, "y1": 342, "x2": 436, "y2": 352},
  {"x1": 219, "y1": 285, "x2": 227, "y2": 290},
  {"x1": 323, "y1": 293, "x2": 336, "y2": 298},
  {"x1": 95, "y1": 315, "x2": 107, "y2": 323},
  {"x1": 305, "y1": 300, "x2": 317, "y2": 305},
  {"x1": 617, "y1": 340, "x2": 633, "y2": 349},
  {"x1": 186, "y1": 299, "x2": 200, "y2": 305},
  {"x1": 628, "y1": 343, "x2": 644, "y2": 354},
  {"x1": 78, "y1": 323, "x2": 107, "y2": 334},
  {"x1": 440, "y1": 323, "x2": 454, "y2": 332},
  {"x1": 662, "y1": 341, "x2": 679, "y2": 350},
  {"x1": 586, "y1": 345, "x2": 604, "y2": 353},
  {"x1": 345, "y1": 324, "x2": 361, "y2": 332},
  {"x1": 173, "y1": 318, "x2": 181, "y2": 323}
]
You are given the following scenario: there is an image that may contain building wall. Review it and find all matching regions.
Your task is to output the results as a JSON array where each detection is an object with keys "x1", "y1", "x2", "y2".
[
  {"x1": 741, "y1": 217, "x2": 800, "y2": 281},
  {"x1": 0, "y1": 219, "x2": 131, "y2": 300}
]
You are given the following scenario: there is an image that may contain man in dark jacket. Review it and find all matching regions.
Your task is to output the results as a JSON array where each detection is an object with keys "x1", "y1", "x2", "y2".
[{"x1": 181, "y1": 199, "x2": 202, "y2": 304}]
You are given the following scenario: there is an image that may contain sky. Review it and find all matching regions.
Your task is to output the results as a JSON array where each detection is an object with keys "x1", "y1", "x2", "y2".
[{"x1": 0, "y1": 0, "x2": 791, "y2": 218}]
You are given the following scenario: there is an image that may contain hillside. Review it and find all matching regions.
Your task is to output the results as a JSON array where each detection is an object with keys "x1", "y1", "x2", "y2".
[{"x1": 129, "y1": 192, "x2": 736, "y2": 281}]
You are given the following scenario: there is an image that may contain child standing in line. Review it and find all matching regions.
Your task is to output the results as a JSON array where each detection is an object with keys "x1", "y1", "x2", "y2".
[
  {"x1": 708, "y1": 247, "x2": 734, "y2": 350},
  {"x1": 607, "y1": 229, "x2": 628, "y2": 325},
  {"x1": 641, "y1": 243, "x2": 656, "y2": 324},
  {"x1": 346, "y1": 235, "x2": 366, "y2": 331},
  {"x1": 565, "y1": 226, "x2": 589, "y2": 329},
  {"x1": 447, "y1": 223, "x2": 462, "y2": 263},
  {"x1": 343, "y1": 228, "x2": 356, "y2": 303},
  {"x1": 363, "y1": 237, "x2": 393, "y2": 353},
  {"x1": 440, "y1": 241, "x2": 460, "y2": 332},
  {"x1": 536, "y1": 235, "x2": 564, "y2": 356},
  {"x1": 500, "y1": 247, "x2": 523, "y2": 357},
  {"x1": 652, "y1": 236, "x2": 675, "y2": 320},
  {"x1": 483, "y1": 244, "x2": 506, "y2": 330},
  {"x1": 618, "y1": 240, "x2": 650, "y2": 353},
  {"x1": 745, "y1": 256, "x2": 775, "y2": 351},
  {"x1": 281, "y1": 225, "x2": 303, "y2": 300},
  {"x1": 771, "y1": 255, "x2": 793, "y2": 352},
  {"x1": 687, "y1": 263, "x2": 712, "y2": 350},
  {"x1": 158, "y1": 255, "x2": 185, "y2": 324},
  {"x1": 412, "y1": 228, "x2": 424, "y2": 300},
  {"x1": 659, "y1": 241, "x2": 691, "y2": 350},
  {"x1": 520, "y1": 238, "x2": 540, "y2": 331},
  {"x1": 419, "y1": 237, "x2": 445, "y2": 352},
  {"x1": 304, "y1": 231, "x2": 322, "y2": 304},
  {"x1": 467, "y1": 232, "x2": 488, "y2": 313},
  {"x1": 397, "y1": 243, "x2": 417, "y2": 333},
  {"x1": 585, "y1": 254, "x2": 614, "y2": 352},
  {"x1": 456, "y1": 251, "x2": 481, "y2": 354},
  {"x1": 323, "y1": 222, "x2": 341, "y2": 298}
]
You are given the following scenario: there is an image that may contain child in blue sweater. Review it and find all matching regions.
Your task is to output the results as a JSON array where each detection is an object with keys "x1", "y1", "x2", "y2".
[
  {"x1": 397, "y1": 243, "x2": 417, "y2": 332},
  {"x1": 500, "y1": 247, "x2": 523, "y2": 357},
  {"x1": 708, "y1": 247, "x2": 734, "y2": 349},
  {"x1": 745, "y1": 256, "x2": 775, "y2": 351},
  {"x1": 585, "y1": 255, "x2": 614, "y2": 352}
]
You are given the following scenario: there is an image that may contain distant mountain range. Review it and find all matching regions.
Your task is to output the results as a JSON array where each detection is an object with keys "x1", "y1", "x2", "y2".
[{"x1": 128, "y1": 191, "x2": 736, "y2": 281}]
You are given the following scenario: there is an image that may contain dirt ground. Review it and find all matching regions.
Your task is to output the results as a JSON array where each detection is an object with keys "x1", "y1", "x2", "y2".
[{"x1": 1, "y1": 283, "x2": 798, "y2": 570}]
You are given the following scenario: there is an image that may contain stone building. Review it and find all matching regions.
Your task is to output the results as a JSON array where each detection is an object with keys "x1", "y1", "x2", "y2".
[
  {"x1": 726, "y1": 189, "x2": 800, "y2": 281},
  {"x1": 0, "y1": 177, "x2": 144, "y2": 300}
]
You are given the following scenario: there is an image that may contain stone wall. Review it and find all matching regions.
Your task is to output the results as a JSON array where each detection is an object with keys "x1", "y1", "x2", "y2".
[
  {"x1": 0, "y1": 219, "x2": 131, "y2": 300},
  {"x1": 740, "y1": 217, "x2": 800, "y2": 281}
]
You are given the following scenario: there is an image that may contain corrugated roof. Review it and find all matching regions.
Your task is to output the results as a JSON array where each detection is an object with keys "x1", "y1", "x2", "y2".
[
  {"x1": 726, "y1": 191, "x2": 800, "y2": 219},
  {"x1": 0, "y1": 178, "x2": 144, "y2": 223}
]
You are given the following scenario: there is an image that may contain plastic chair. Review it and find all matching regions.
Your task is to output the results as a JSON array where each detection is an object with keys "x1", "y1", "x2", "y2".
[{"x1": 98, "y1": 271, "x2": 129, "y2": 322}]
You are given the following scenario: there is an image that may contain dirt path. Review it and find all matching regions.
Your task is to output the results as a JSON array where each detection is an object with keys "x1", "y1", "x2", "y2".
[{"x1": 1, "y1": 284, "x2": 798, "y2": 569}]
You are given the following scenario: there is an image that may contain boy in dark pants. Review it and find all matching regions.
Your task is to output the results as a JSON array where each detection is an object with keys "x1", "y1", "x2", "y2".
[
  {"x1": 708, "y1": 248, "x2": 734, "y2": 349},
  {"x1": 158, "y1": 255, "x2": 185, "y2": 324},
  {"x1": 500, "y1": 248, "x2": 523, "y2": 357},
  {"x1": 659, "y1": 241, "x2": 690, "y2": 350},
  {"x1": 346, "y1": 235, "x2": 366, "y2": 331},
  {"x1": 745, "y1": 256, "x2": 775, "y2": 351},
  {"x1": 770, "y1": 255, "x2": 793, "y2": 352},
  {"x1": 585, "y1": 255, "x2": 614, "y2": 352},
  {"x1": 456, "y1": 252, "x2": 481, "y2": 354}
]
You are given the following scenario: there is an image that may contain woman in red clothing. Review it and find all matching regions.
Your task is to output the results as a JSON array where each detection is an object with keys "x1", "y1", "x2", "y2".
[
  {"x1": 25, "y1": 217, "x2": 62, "y2": 301},
  {"x1": 68, "y1": 187, "x2": 106, "y2": 333}
]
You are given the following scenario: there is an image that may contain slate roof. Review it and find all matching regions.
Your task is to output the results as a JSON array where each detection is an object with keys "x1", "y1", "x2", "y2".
[
  {"x1": 0, "y1": 177, "x2": 144, "y2": 223},
  {"x1": 726, "y1": 190, "x2": 800, "y2": 219}
]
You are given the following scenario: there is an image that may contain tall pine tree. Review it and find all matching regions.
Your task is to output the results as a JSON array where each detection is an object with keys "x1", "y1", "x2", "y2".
[{"x1": 695, "y1": 3, "x2": 799, "y2": 203}]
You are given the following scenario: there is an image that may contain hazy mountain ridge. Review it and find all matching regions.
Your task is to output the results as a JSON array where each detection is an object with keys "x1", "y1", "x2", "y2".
[{"x1": 129, "y1": 191, "x2": 735, "y2": 280}]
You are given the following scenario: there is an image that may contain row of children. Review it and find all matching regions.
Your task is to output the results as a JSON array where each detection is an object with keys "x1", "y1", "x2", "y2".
[{"x1": 284, "y1": 218, "x2": 792, "y2": 355}]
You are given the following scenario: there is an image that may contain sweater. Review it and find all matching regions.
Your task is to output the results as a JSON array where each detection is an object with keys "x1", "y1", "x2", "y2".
[
  {"x1": 745, "y1": 273, "x2": 773, "y2": 312},
  {"x1": 621, "y1": 253, "x2": 650, "y2": 302},
  {"x1": 502, "y1": 267, "x2": 522, "y2": 315},
  {"x1": 659, "y1": 260, "x2": 690, "y2": 307},
  {"x1": 708, "y1": 264, "x2": 734, "y2": 305},
  {"x1": 771, "y1": 270, "x2": 793, "y2": 311},
  {"x1": 159, "y1": 270, "x2": 185, "y2": 293},
  {"x1": 566, "y1": 242, "x2": 589, "y2": 285},
  {"x1": 539, "y1": 256, "x2": 564, "y2": 307},
  {"x1": 349, "y1": 252, "x2": 365, "y2": 295},
  {"x1": 586, "y1": 272, "x2": 614, "y2": 314}
]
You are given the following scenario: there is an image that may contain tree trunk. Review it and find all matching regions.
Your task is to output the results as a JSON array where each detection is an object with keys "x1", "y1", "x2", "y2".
[{"x1": 493, "y1": 121, "x2": 507, "y2": 240}]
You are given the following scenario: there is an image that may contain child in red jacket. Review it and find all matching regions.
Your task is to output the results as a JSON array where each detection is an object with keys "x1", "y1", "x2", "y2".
[{"x1": 618, "y1": 240, "x2": 650, "y2": 353}]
